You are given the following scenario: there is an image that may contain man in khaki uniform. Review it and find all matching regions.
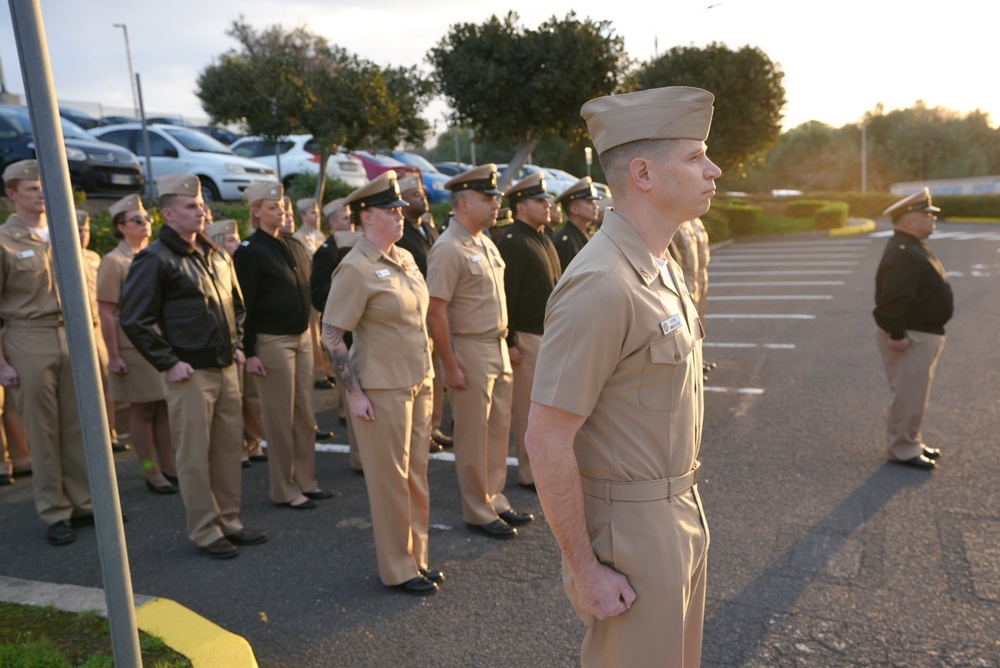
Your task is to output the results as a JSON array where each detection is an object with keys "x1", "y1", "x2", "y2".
[
  {"x1": 120, "y1": 174, "x2": 266, "y2": 559},
  {"x1": 525, "y1": 87, "x2": 722, "y2": 667},
  {"x1": 0, "y1": 160, "x2": 93, "y2": 545},
  {"x1": 426, "y1": 164, "x2": 533, "y2": 539},
  {"x1": 668, "y1": 219, "x2": 701, "y2": 308},
  {"x1": 0, "y1": 159, "x2": 92, "y2": 545},
  {"x1": 690, "y1": 217, "x2": 711, "y2": 320}
]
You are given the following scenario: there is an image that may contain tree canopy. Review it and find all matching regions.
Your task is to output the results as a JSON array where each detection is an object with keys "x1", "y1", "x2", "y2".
[
  {"x1": 197, "y1": 20, "x2": 434, "y2": 199},
  {"x1": 636, "y1": 42, "x2": 786, "y2": 183},
  {"x1": 428, "y1": 11, "x2": 628, "y2": 188}
]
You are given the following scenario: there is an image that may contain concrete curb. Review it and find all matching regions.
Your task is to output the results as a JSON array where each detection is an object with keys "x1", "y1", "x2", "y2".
[
  {"x1": 0, "y1": 575, "x2": 258, "y2": 667},
  {"x1": 829, "y1": 219, "x2": 876, "y2": 237}
]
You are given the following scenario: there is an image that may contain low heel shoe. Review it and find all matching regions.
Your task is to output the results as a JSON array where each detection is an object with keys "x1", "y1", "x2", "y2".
[
  {"x1": 389, "y1": 576, "x2": 438, "y2": 596},
  {"x1": 468, "y1": 519, "x2": 518, "y2": 539}
]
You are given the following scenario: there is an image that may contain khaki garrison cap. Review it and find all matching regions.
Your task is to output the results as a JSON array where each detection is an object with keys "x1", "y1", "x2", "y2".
[
  {"x1": 296, "y1": 197, "x2": 317, "y2": 213},
  {"x1": 556, "y1": 176, "x2": 600, "y2": 205},
  {"x1": 445, "y1": 164, "x2": 503, "y2": 196},
  {"x1": 245, "y1": 181, "x2": 283, "y2": 204},
  {"x1": 157, "y1": 174, "x2": 201, "y2": 197},
  {"x1": 3, "y1": 159, "x2": 39, "y2": 184},
  {"x1": 344, "y1": 171, "x2": 408, "y2": 212},
  {"x1": 883, "y1": 187, "x2": 941, "y2": 221},
  {"x1": 109, "y1": 194, "x2": 142, "y2": 219},
  {"x1": 397, "y1": 174, "x2": 422, "y2": 192},
  {"x1": 504, "y1": 172, "x2": 549, "y2": 205},
  {"x1": 322, "y1": 198, "x2": 347, "y2": 218},
  {"x1": 205, "y1": 219, "x2": 238, "y2": 238},
  {"x1": 581, "y1": 86, "x2": 715, "y2": 154}
]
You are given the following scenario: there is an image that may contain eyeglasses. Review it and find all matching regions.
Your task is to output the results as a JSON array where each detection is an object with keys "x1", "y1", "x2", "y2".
[{"x1": 128, "y1": 215, "x2": 153, "y2": 225}]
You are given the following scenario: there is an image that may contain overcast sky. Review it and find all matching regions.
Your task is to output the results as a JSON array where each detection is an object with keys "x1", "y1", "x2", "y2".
[{"x1": 2, "y1": 0, "x2": 996, "y2": 144}]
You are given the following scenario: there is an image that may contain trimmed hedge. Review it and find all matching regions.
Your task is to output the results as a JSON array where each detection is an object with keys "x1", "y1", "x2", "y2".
[
  {"x1": 814, "y1": 202, "x2": 849, "y2": 229},
  {"x1": 718, "y1": 201, "x2": 763, "y2": 236},
  {"x1": 701, "y1": 207, "x2": 731, "y2": 242},
  {"x1": 785, "y1": 199, "x2": 828, "y2": 217}
]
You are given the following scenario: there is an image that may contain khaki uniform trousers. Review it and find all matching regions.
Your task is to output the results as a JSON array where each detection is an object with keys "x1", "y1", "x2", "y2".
[
  {"x1": 450, "y1": 336, "x2": 513, "y2": 525},
  {"x1": 337, "y1": 383, "x2": 362, "y2": 472},
  {"x1": 3, "y1": 324, "x2": 91, "y2": 524},
  {"x1": 254, "y1": 332, "x2": 318, "y2": 503},
  {"x1": 0, "y1": 386, "x2": 31, "y2": 477},
  {"x1": 511, "y1": 331, "x2": 542, "y2": 486},
  {"x1": 876, "y1": 328, "x2": 946, "y2": 461},
  {"x1": 570, "y1": 488, "x2": 709, "y2": 668},
  {"x1": 308, "y1": 309, "x2": 333, "y2": 382},
  {"x1": 431, "y1": 349, "x2": 447, "y2": 430},
  {"x1": 240, "y1": 365, "x2": 264, "y2": 459},
  {"x1": 163, "y1": 364, "x2": 244, "y2": 547},
  {"x1": 352, "y1": 375, "x2": 433, "y2": 585}
]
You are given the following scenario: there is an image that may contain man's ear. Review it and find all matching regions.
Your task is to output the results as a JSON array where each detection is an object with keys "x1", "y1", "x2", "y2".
[{"x1": 628, "y1": 157, "x2": 654, "y2": 193}]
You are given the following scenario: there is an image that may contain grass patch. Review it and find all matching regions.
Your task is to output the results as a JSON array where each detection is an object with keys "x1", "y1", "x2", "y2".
[{"x1": 0, "y1": 602, "x2": 190, "y2": 667}]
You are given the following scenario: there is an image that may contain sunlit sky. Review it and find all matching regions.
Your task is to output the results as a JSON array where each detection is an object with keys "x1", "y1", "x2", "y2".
[{"x1": 2, "y1": 0, "x2": 996, "y2": 143}]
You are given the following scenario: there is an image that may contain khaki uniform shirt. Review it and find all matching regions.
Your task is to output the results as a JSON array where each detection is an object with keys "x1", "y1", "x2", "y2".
[
  {"x1": 0, "y1": 216, "x2": 61, "y2": 321},
  {"x1": 425, "y1": 220, "x2": 508, "y2": 338},
  {"x1": 323, "y1": 235, "x2": 432, "y2": 390},
  {"x1": 293, "y1": 226, "x2": 325, "y2": 257},
  {"x1": 532, "y1": 210, "x2": 705, "y2": 481},
  {"x1": 668, "y1": 219, "x2": 700, "y2": 306},
  {"x1": 96, "y1": 241, "x2": 138, "y2": 349}
]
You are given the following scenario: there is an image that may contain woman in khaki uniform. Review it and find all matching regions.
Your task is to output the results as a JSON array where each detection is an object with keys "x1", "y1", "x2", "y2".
[
  {"x1": 322, "y1": 171, "x2": 440, "y2": 596},
  {"x1": 96, "y1": 195, "x2": 177, "y2": 493}
]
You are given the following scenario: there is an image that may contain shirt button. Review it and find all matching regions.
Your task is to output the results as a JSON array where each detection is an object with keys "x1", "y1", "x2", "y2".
[{"x1": 674, "y1": 353, "x2": 682, "y2": 362}]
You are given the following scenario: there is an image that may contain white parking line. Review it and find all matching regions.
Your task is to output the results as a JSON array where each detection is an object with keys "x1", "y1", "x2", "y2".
[
  {"x1": 708, "y1": 295, "x2": 832, "y2": 301},
  {"x1": 715, "y1": 254, "x2": 863, "y2": 260},
  {"x1": 314, "y1": 442, "x2": 519, "y2": 466},
  {"x1": 736, "y1": 241, "x2": 870, "y2": 249},
  {"x1": 706, "y1": 314, "x2": 817, "y2": 319},
  {"x1": 703, "y1": 342, "x2": 796, "y2": 349},
  {"x1": 711, "y1": 261, "x2": 858, "y2": 267},
  {"x1": 704, "y1": 386, "x2": 766, "y2": 395},
  {"x1": 709, "y1": 281, "x2": 844, "y2": 287}
]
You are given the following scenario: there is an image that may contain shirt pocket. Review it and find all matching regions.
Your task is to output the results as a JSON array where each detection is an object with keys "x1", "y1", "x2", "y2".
[
  {"x1": 638, "y1": 326, "x2": 696, "y2": 412},
  {"x1": 10, "y1": 253, "x2": 47, "y2": 294}
]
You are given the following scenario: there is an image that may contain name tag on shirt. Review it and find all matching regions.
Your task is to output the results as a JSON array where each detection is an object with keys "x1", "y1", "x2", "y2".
[
  {"x1": 470, "y1": 253, "x2": 483, "y2": 263},
  {"x1": 660, "y1": 313, "x2": 683, "y2": 336},
  {"x1": 375, "y1": 269, "x2": 391, "y2": 279},
  {"x1": 16, "y1": 250, "x2": 35, "y2": 259}
]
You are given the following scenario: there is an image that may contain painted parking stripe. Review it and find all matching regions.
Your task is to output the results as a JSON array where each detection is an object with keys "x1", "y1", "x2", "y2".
[
  {"x1": 704, "y1": 386, "x2": 766, "y2": 395},
  {"x1": 703, "y1": 342, "x2": 796, "y2": 349},
  {"x1": 706, "y1": 314, "x2": 817, "y2": 319},
  {"x1": 314, "y1": 442, "x2": 519, "y2": 466},
  {"x1": 711, "y1": 261, "x2": 858, "y2": 267},
  {"x1": 871, "y1": 230, "x2": 1000, "y2": 241},
  {"x1": 715, "y1": 254, "x2": 863, "y2": 260}
]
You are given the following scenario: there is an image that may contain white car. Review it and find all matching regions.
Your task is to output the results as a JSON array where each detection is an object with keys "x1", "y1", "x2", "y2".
[
  {"x1": 91, "y1": 123, "x2": 276, "y2": 202},
  {"x1": 230, "y1": 135, "x2": 367, "y2": 189}
]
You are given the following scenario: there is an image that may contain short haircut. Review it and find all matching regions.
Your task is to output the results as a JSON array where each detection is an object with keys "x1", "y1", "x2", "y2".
[
  {"x1": 349, "y1": 209, "x2": 363, "y2": 229},
  {"x1": 511, "y1": 198, "x2": 532, "y2": 219},
  {"x1": 449, "y1": 189, "x2": 473, "y2": 211},
  {"x1": 75, "y1": 209, "x2": 90, "y2": 226},
  {"x1": 159, "y1": 193, "x2": 179, "y2": 210},
  {"x1": 599, "y1": 138, "x2": 680, "y2": 186}
]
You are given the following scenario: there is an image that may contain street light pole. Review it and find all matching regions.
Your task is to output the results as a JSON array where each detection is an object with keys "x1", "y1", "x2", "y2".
[{"x1": 112, "y1": 23, "x2": 139, "y2": 119}]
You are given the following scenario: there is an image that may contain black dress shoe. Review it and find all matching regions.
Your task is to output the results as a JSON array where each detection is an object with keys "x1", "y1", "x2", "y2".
[
  {"x1": 431, "y1": 428, "x2": 454, "y2": 448},
  {"x1": 499, "y1": 509, "x2": 534, "y2": 526},
  {"x1": 419, "y1": 568, "x2": 445, "y2": 584},
  {"x1": 145, "y1": 479, "x2": 178, "y2": 495},
  {"x1": 278, "y1": 498, "x2": 317, "y2": 510},
  {"x1": 315, "y1": 430, "x2": 333, "y2": 441},
  {"x1": 47, "y1": 520, "x2": 75, "y2": 546},
  {"x1": 241, "y1": 459, "x2": 252, "y2": 469},
  {"x1": 428, "y1": 439, "x2": 443, "y2": 454},
  {"x1": 314, "y1": 378, "x2": 335, "y2": 390},
  {"x1": 111, "y1": 439, "x2": 130, "y2": 453},
  {"x1": 923, "y1": 447, "x2": 942, "y2": 459},
  {"x1": 304, "y1": 489, "x2": 336, "y2": 500},
  {"x1": 468, "y1": 519, "x2": 518, "y2": 539},
  {"x1": 890, "y1": 455, "x2": 937, "y2": 470},
  {"x1": 13, "y1": 468, "x2": 31, "y2": 478},
  {"x1": 389, "y1": 576, "x2": 438, "y2": 596},
  {"x1": 225, "y1": 528, "x2": 268, "y2": 546},
  {"x1": 202, "y1": 537, "x2": 240, "y2": 559},
  {"x1": 0, "y1": 474, "x2": 11, "y2": 486},
  {"x1": 249, "y1": 452, "x2": 268, "y2": 462}
]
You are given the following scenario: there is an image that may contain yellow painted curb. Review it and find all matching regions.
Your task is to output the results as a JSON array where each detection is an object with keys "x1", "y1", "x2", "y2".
[
  {"x1": 136, "y1": 598, "x2": 258, "y2": 668},
  {"x1": 830, "y1": 220, "x2": 876, "y2": 237}
]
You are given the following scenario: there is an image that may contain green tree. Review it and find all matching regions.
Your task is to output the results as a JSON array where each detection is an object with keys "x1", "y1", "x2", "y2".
[
  {"x1": 428, "y1": 11, "x2": 628, "y2": 189},
  {"x1": 197, "y1": 19, "x2": 434, "y2": 202},
  {"x1": 636, "y1": 42, "x2": 786, "y2": 183}
]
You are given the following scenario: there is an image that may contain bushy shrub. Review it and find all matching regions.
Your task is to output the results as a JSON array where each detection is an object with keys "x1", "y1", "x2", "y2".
[
  {"x1": 720, "y1": 201, "x2": 763, "y2": 236},
  {"x1": 785, "y1": 200, "x2": 828, "y2": 217},
  {"x1": 700, "y1": 208, "x2": 731, "y2": 242},
  {"x1": 814, "y1": 202, "x2": 849, "y2": 229}
]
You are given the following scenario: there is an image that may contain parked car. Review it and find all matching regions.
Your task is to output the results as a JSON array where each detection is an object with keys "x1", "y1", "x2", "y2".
[
  {"x1": 231, "y1": 135, "x2": 367, "y2": 189},
  {"x1": 390, "y1": 152, "x2": 450, "y2": 203},
  {"x1": 198, "y1": 126, "x2": 241, "y2": 146},
  {"x1": 92, "y1": 123, "x2": 275, "y2": 202},
  {"x1": 100, "y1": 115, "x2": 137, "y2": 126},
  {"x1": 352, "y1": 150, "x2": 421, "y2": 182},
  {"x1": 58, "y1": 107, "x2": 102, "y2": 130},
  {"x1": 433, "y1": 161, "x2": 472, "y2": 177},
  {"x1": 0, "y1": 104, "x2": 144, "y2": 198}
]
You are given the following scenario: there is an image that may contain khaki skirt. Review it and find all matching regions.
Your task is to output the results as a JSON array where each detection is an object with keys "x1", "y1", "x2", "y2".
[{"x1": 108, "y1": 347, "x2": 165, "y2": 403}]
